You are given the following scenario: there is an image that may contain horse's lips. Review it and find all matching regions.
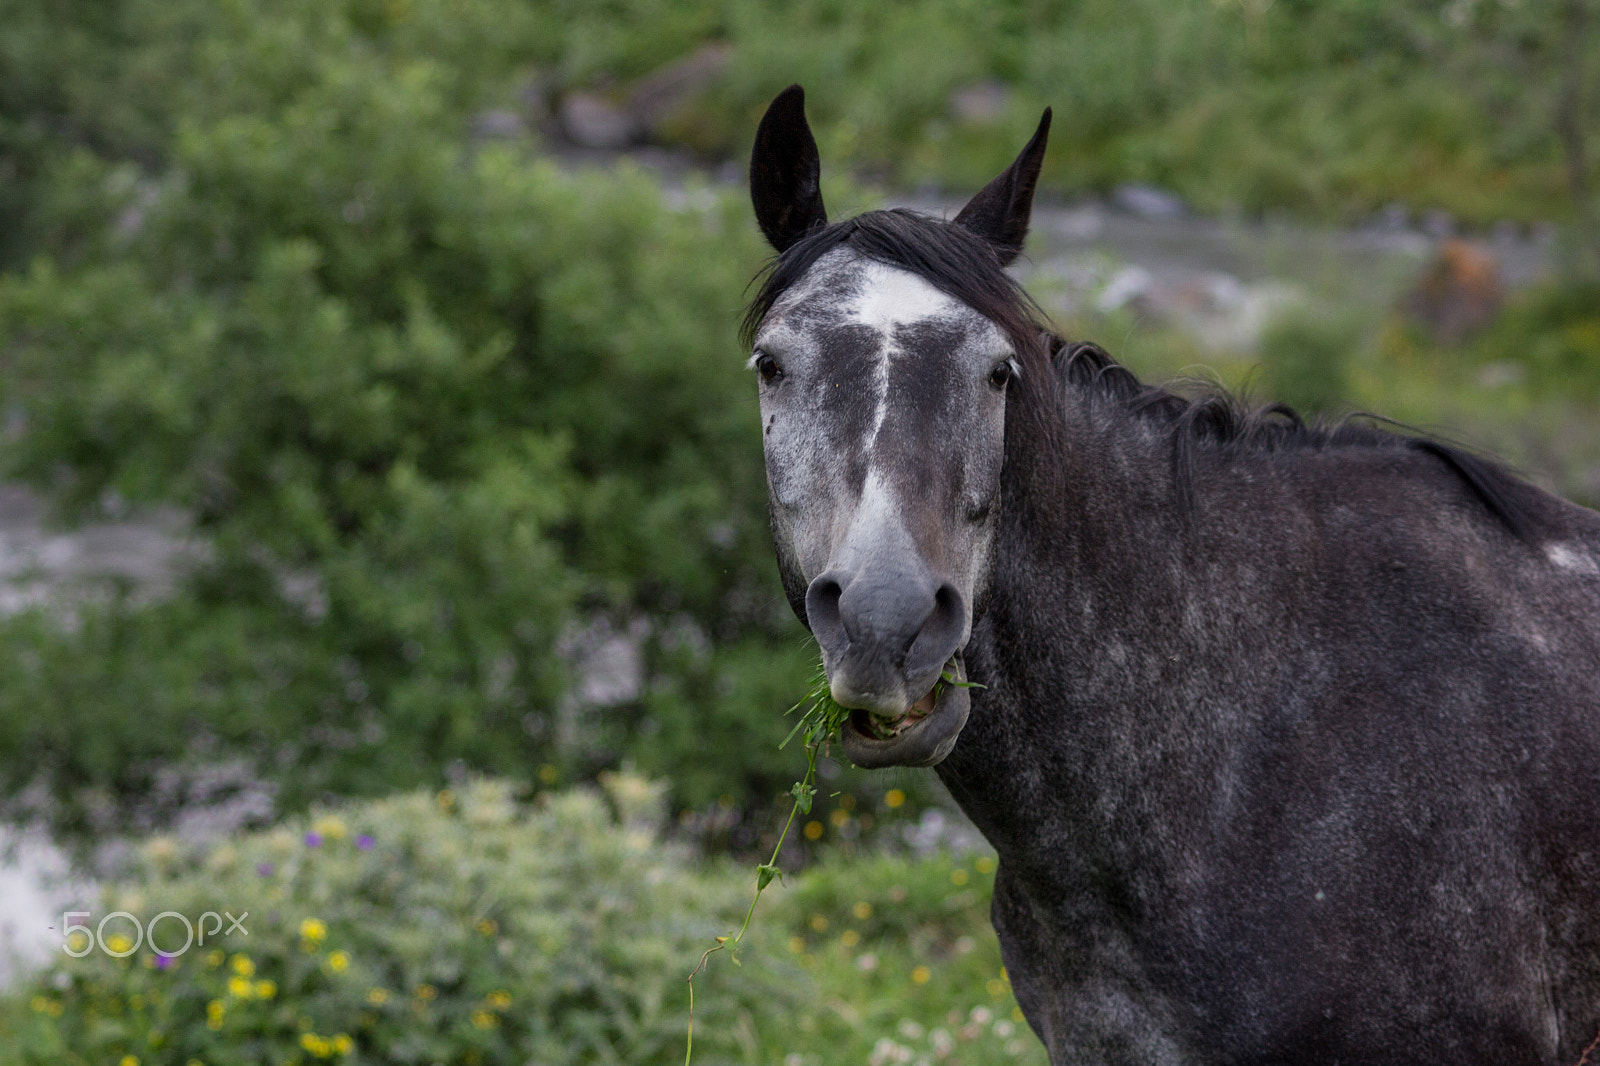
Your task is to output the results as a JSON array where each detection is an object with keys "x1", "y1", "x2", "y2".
[
  {"x1": 838, "y1": 659, "x2": 973, "y2": 769},
  {"x1": 866, "y1": 687, "x2": 939, "y2": 738}
]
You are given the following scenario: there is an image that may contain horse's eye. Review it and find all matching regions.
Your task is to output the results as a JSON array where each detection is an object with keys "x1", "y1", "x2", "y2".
[
  {"x1": 754, "y1": 352, "x2": 783, "y2": 383},
  {"x1": 989, "y1": 361, "x2": 1014, "y2": 390}
]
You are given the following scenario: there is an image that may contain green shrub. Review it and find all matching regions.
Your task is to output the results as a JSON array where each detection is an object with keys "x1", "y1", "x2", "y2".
[
  {"x1": 1258, "y1": 308, "x2": 1359, "y2": 416},
  {"x1": 1472, "y1": 280, "x2": 1600, "y2": 403},
  {"x1": 0, "y1": 778, "x2": 1047, "y2": 1065},
  {"x1": 0, "y1": 776, "x2": 803, "y2": 1065},
  {"x1": 0, "y1": 0, "x2": 827, "y2": 827}
]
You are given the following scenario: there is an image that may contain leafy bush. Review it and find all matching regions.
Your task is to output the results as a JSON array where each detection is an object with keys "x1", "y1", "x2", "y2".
[
  {"x1": 1258, "y1": 307, "x2": 1359, "y2": 415},
  {"x1": 0, "y1": 776, "x2": 803, "y2": 1065},
  {"x1": 0, "y1": 777, "x2": 1044, "y2": 1065},
  {"x1": 0, "y1": 0, "x2": 845, "y2": 829},
  {"x1": 1472, "y1": 280, "x2": 1600, "y2": 403}
]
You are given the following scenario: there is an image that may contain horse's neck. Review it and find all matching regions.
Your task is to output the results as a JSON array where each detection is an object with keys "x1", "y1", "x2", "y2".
[{"x1": 937, "y1": 400, "x2": 1200, "y2": 859}]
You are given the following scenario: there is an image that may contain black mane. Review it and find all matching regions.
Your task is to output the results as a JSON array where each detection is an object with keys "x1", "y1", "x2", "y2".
[{"x1": 743, "y1": 207, "x2": 1547, "y2": 542}]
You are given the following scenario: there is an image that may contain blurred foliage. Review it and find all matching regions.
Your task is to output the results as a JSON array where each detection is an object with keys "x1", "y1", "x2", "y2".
[
  {"x1": 1472, "y1": 279, "x2": 1600, "y2": 401},
  {"x1": 0, "y1": 777, "x2": 802, "y2": 1064},
  {"x1": 0, "y1": 776, "x2": 1040, "y2": 1064},
  {"x1": 4, "y1": 0, "x2": 1599, "y2": 251},
  {"x1": 1258, "y1": 308, "x2": 1360, "y2": 416},
  {"x1": 768, "y1": 848, "x2": 1045, "y2": 1065}
]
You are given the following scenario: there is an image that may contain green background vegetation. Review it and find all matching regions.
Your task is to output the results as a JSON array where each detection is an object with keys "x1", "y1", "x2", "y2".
[{"x1": 0, "y1": 0, "x2": 1597, "y2": 1060}]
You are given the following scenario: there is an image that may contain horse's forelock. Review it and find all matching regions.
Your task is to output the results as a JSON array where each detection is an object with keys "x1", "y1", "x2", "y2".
[{"x1": 742, "y1": 209, "x2": 1049, "y2": 361}]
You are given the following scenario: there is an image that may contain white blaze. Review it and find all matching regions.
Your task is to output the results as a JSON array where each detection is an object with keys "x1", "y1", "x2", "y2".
[{"x1": 844, "y1": 261, "x2": 965, "y2": 451}]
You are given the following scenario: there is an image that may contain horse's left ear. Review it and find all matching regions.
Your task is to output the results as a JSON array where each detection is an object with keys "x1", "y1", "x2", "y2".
[
  {"x1": 750, "y1": 85, "x2": 829, "y2": 253},
  {"x1": 953, "y1": 108, "x2": 1051, "y2": 266}
]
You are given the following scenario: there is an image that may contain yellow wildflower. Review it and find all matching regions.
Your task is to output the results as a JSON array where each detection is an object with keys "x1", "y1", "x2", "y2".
[
  {"x1": 230, "y1": 954, "x2": 254, "y2": 977},
  {"x1": 366, "y1": 987, "x2": 390, "y2": 1006},
  {"x1": 300, "y1": 918, "x2": 327, "y2": 942},
  {"x1": 486, "y1": 990, "x2": 512, "y2": 1010},
  {"x1": 332, "y1": 1033, "x2": 354, "y2": 1055},
  {"x1": 471, "y1": 1009, "x2": 499, "y2": 1030},
  {"x1": 254, "y1": 979, "x2": 277, "y2": 999},
  {"x1": 227, "y1": 976, "x2": 254, "y2": 999},
  {"x1": 852, "y1": 901, "x2": 873, "y2": 920},
  {"x1": 104, "y1": 933, "x2": 133, "y2": 955},
  {"x1": 414, "y1": 984, "x2": 436, "y2": 1001},
  {"x1": 911, "y1": 965, "x2": 931, "y2": 984},
  {"x1": 885, "y1": 789, "x2": 906, "y2": 809},
  {"x1": 313, "y1": 815, "x2": 348, "y2": 840},
  {"x1": 120, "y1": 1056, "x2": 139, "y2": 1066},
  {"x1": 328, "y1": 950, "x2": 350, "y2": 973}
]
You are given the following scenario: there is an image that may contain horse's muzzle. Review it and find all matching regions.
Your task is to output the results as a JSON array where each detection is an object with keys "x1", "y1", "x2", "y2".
[
  {"x1": 838, "y1": 655, "x2": 972, "y2": 768},
  {"x1": 805, "y1": 569, "x2": 969, "y2": 714}
]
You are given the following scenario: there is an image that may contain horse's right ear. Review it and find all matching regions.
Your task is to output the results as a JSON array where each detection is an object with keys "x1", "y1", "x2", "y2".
[{"x1": 750, "y1": 85, "x2": 828, "y2": 253}]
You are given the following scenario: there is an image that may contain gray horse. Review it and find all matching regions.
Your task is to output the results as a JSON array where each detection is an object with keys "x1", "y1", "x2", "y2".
[{"x1": 745, "y1": 85, "x2": 1600, "y2": 1065}]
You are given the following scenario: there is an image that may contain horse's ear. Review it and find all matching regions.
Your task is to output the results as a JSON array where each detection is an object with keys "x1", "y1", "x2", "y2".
[
  {"x1": 750, "y1": 85, "x2": 828, "y2": 253},
  {"x1": 953, "y1": 108, "x2": 1051, "y2": 266}
]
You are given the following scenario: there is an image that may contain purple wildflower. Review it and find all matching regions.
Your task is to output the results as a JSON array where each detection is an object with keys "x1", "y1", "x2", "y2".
[
  {"x1": 304, "y1": 831, "x2": 323, "y2": 848},
  {"x1": 356, "y1": 834, "x2": 375, "y2": 850},
  {"x1": 155, "y1": 954, "x2": 172, "y2": 969},
  {"x1": 257, "y1": 862, "x2": 274, "y2": 877}
]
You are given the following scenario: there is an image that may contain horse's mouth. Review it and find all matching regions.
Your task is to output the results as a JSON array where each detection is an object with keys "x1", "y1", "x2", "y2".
[{"x1": 838, "y1": 656, "x2": 973, "y2": 769}]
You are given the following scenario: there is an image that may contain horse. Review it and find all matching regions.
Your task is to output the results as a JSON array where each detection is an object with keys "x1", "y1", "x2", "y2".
[{"x1": 743, "y1": 85, "x2": 1600, "y2": 1065}]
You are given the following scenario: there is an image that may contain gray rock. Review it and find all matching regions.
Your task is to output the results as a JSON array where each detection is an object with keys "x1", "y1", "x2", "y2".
[
  {"x1": 559, "y1": 92, "x2": 638, "y2": 149},
  {"x1": 626, "y1": 42, "x2": 731, "y2": 139},
  {"x1": 1421, "y1": 209, "x2": 1456, "y2": 239},
  {"x1": 1113, "y1": 184, "x2": 1186, "y2": 220},
  {"x1": 472, "y1": 109, "x2": 527, "y2": 140},
  {"x1": 0, "y1": 825, "x2": 88, "y2": 990}
]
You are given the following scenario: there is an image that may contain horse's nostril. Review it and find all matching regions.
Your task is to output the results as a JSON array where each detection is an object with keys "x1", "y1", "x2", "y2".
[
  {"x1": 906, "y1": 583, "x2": 968, "y2": 681},
  {"x1": 805, "y1": 575, "x2": 847, "y2": 656}
]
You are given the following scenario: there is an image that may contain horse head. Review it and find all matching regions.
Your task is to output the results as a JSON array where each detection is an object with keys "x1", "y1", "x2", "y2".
[{"x1": 746, "y1": 85, "x2": 1051, "y2": 769}]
